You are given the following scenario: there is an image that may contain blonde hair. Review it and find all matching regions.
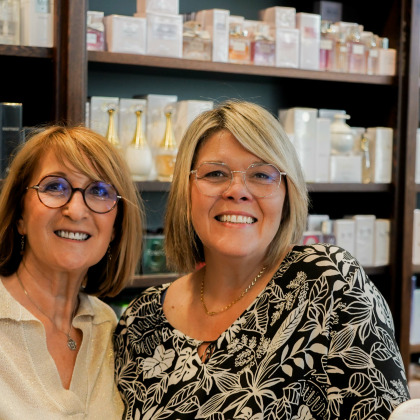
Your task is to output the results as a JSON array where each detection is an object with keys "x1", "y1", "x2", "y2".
[
  {"x1": 0, "y1": 125, "x2": 144, "y2": 297},
  {"x1": 165, "y1": 100, "x2": 308, "y2": 273}
]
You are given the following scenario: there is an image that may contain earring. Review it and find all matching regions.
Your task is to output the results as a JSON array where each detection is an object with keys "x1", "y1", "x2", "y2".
[
  {"x1": 107, "y1": 244, "x2": 112, "y2": 262},
  {"x1": 20, "y1": 235, "x2": 25, "y2": 255}
]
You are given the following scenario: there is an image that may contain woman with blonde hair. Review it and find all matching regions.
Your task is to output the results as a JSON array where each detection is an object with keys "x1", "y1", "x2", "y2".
[{"x1": 0, "y1": 125, "x2": 143, "y2": 419}]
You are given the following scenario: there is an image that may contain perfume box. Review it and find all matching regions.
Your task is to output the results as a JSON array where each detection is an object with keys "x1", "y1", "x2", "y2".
[
  {"x1": 89, "y1": 96, "x2": 119, "y2": 137},
  {"x1": 366, "y1": 127, "x2": 393, "y2": 183},
  {"x1": 353, "y1": 214, "x2": 375, "y2": 266},
  {"x1": 296, "y1": 12, "x2": 321, "y2": 70},
  {"x1": 307, "y1": 214, "x2": 330, "y2": 231},
  {"x1": 142, "y1": 235, "x2": 169, "y2": 274},
  {"x1": 118, "y1": 98, "x2": 147, "y2": 149},
  {"x1": 104, "y1": 15, "x2": 146, "y2": 54},
  {"x1": 20, "y1": 0, "x2": 54, "y2": 47},
  {"x1": 137, "y1": 0, "x2": 179, "y2": 16},
  {"x1": 314, "y1": 1, "x2": 343, "y2": 22},
  {"x1": 86, "y1": 11, "x2": 105, "y2": 51},
  {"x1": 416, "y1": 128, "x2": 420, "y2": 183},
  {"x1": 173, "y1": 100, "x2": 213, "y2": 142},
  {"x1": 413, "y1": 209, "x2": 420, "y2": 265},
  {"x1": 135, "y1": 94, "x2": 178, "y2": 151},
  {"x1": 279, "y1": 107, "x2": 318, "y2": 182},
  {"x1": 196, "y1": 9, "x2": 230, "y2": 62},
  {"x1": 411, "y1": 288, "x2": 420, "y2": 344},
  {"x1": 315, "y1": 117, "x2": 331, "y2": 182},
  {"x1": 0, "y1": 103, "x2": 24, "y2": 178},
  {"x1": 272, "y1": 27, "x2": 299, "y2": 68},
  {"x1": 329, "y1": 155, "x2": 362, "y2": 183},
  {"x1": 377, "y1": 48, "x2": 397, "y2": 76},
  {"x1": 333, "y1": 219, "x2": 355, "y2": 254},
  {"x1": 374, "y1": 218, "x2": 390, "y2": 266},
  {"x1": 146, "y1": 12, "x2": 183, "y2": 58},
  {"x1": 259, "y1": 6, "x2": 296, "y2": 28}
]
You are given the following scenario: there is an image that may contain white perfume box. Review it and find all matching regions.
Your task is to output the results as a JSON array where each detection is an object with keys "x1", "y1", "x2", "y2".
[
  {"x1": 118, "y1": 98, "x2": 147, "y2": 149},
  {"x1": 377, "y1": 48, "x2": 397, "y2": 76},
  {"x1": 196, "y1": 9, "x2": 230, "y2": 63},
  {"x1": 296, "y1": 12, "x2": 321, "y2": 70},
  {"x1": 278, "y1": 107, "x2": 318, "y2": 182},
  {"x1": 333, "y1": 219, "x2": 355, "y2": 254},
  {"x1": 411, "y1": 288, "x2": 420, "y2": 344},
  {"x1": 104, "y1": 15, "x2": 146, "y2": 54},
  {"x1": 353, "y1": 214, "x2": 376, "y2": 267},
  {"x1": 374, "y1": 218, "x2": 390, "y2": 266},
  {"x1": 135, "y1": 94, "x2": 178, "y2": 151},
  {"x1": 20, "y1": 0, "x2": 54, "y2": 47},
  {"x1": 272, "y1": 27, "x2": 299, "y2": 68},
  {"x1": 259, "y1": 6, "x2": 296, "y2": 29},
  {"x1": 316, "y1": 117, "x2": 331, "y2": 182},
  {"x1": 307, "y1": 214, "x2": 330, "y2": 231},
  {"x1": 415, "y1": 128, "x2": 420, "y2": 183},
  {"x1": 173, "y1": 100, "x2": 214, "y2": 142},
  {"x1": 146, "y1": 12, "x2": 183, "y2": 58},
  {"x1": 329, "y1": 154, "x2": 362, "y2": 183},
  {"x1": 137, "y1": 0, "x2": 179, "y2": 16},
  {"x1": 413, "y1": 209, "x2": 420, "y2": 265},
  {"x1": 366, "y1": 127, "x2": 393, "y2": 183},
  {"x1": 89, "y1": 96, "x2": 120, "y2": 137}
]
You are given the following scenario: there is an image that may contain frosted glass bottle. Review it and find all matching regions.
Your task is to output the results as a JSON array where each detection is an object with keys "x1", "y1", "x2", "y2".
[
  {"x1": 330, "y1": 114, "x2": 354, "y2": 155},
  {"x1": 347, "y1": 24, "x2": 366, "y2": 74},
  {"x1": 106, "y1": 107, "x2": 122, "y2": 149},
  {"x1": 125, "y1": 109, "x2": 153, "y2": 181},
  {"x1": 155, "y1": 111, "x2": 177, "y2": 181}
]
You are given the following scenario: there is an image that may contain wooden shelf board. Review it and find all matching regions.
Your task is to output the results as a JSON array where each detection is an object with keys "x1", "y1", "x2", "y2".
[
  {"x1": 0, "y1": 44, "x2": 53, "y2": 58},
  {"x1": 411, "y1": 344, "x2": 420, "y2": 354},
  {"x1": 307, "y1": 183, "x2": 393, "y2": 193},
  {"x1": 88, "y1": 51, "x2": 396, "y2": 86},
  {"x1": 127, "y1": 273, "x2": 179, "y2": 289}
]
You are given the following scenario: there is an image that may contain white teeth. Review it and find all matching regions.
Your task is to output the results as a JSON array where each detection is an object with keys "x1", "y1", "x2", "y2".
[
  {"x1": 56, "y1": 230, "x2": 89, "y2": 241},
  {"x1": 218, "y1": 215, "x2": 255, "y2": 224}
]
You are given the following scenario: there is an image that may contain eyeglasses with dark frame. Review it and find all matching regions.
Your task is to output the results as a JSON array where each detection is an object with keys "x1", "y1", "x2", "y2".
[
  {"x1": 27, "y1": 175, "x2": 121, "y2": 214},
  {"x1": 190, "y1": 162, "x2": 286, "y2": 198}
]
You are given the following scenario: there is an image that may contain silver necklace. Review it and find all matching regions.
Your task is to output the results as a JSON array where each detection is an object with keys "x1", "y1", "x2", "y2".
[{"x1": 16, "y1": 272, "x2": 78, "y2": 351}]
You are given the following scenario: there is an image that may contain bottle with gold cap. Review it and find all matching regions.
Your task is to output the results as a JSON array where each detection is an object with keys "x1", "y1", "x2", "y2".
[
  {"x1": 125, "y1": 107, "x2": 153, "y2": 180},
  {"x1": 105, "y1": 105, "x2": 121, "y2": 149},
  {"x1": 155, "y1": 106, "x2": 178, "y2": 181}
]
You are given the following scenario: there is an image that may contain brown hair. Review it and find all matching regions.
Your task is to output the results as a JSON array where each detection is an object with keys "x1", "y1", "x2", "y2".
[{"x1": 0, "y1": 125, "x2": 144, "y2": 297}]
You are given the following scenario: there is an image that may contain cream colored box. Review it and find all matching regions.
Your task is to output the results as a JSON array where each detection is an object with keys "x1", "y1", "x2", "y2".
[
  {"x1": 104, "y1": 15, "x2": 146, "y2": 54},
  {"x1": 20, "y1": 0, "x2": 54, "y2": 47},
  {"x1": 353, "y1": 214, "x2": 376, "y2": 266},
  {"x1": 374, "y1": 219, "x2": 390, "y2": 266},
  {"x1": 259, "y1": 6, "x2": 296, "y2": 28},
  {"x1": 316, "y1": 117, "x2": 331, "y2": 182},
  {"x1": 137, "y1": 0, "x2": 179, "y2": 16},
  {"x1": 296, "y1": 12, "x2": 321, "y2": 70},
  {"x1": 272, "y1": 27, "x2": 299, "y2": 68},
  {"x1": 329, "y1": 155, "x2": 362, "y2": 183},
  {"x1": 333, "y1": 219, "x2": 355, "y2": 254},
  {"x1": 366, "y1": 127, "x2": 393, "y2": 183}
]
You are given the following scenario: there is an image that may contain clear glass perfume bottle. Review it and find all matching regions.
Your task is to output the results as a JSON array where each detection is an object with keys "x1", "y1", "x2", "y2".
[
  {"x1": 250, "y1": 22, "x2": 275, "y2": 66},
  {"x1": 155, "y1": 109, "x2": 177, "y2": 182},
  {"x1": 125, "y1": 108, "x2": 153, "y2": 181},
  {"x1": 347, "y1": 24, "x2": 366, "y2": 74},
  {"x1": 0, "y1": 0, "x2": 20, "y2": 45},
  {"x1": 106, "y1": 106, "x2": 122, "y2": 149},
  {"x1": 182, "y1": 21, "x2": 212, "y2": 61},
  {"x1": 362, "y1": 31, "x2": 379, "y2": 75},
  {"x1": 229, "y1": 23, "x2": 251, "y2": 64},
  {"x1": 334, "y1": 30, "x2": 349, "y2": 72},
  {"x1": 319, "y1": 21, "x2": 336, "y2": 71}
]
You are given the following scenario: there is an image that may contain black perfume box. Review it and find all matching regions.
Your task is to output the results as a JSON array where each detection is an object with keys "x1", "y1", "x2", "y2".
[{"x1": 0, "y1": 103, "x2": 24, "y2": 179}]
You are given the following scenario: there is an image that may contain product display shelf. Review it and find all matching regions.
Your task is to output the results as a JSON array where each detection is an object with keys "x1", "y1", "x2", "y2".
[
  {"x1": 88, "y1": 50, "x2": 396, "y2": 86},
  {"x1": 0, "y1": 44, "x2": 53, "y2": 58},
  {"x1": 128, "y1": 273, "x2": 179, "y2": 289}
]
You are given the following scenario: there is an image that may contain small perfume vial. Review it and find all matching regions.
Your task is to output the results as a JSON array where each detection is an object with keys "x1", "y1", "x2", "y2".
[
  {"x1": 250, "y1": 22, "x2": 275, "y2": 66},
  {"x1": 87, "y1": 10, "x2": 105, "y2": 51},
  {"x1": 347, "y1": 24, "x2": 366, "y2": 74},
  {"x1": 229, "y1": 22, "x2": 251, "y2": 64},
  {"x1": 0, "y1": 0, "x2": 20, "y2": 45},
  {"x1": 182, "y1": 21, "x2": 212, "y2": 61}
]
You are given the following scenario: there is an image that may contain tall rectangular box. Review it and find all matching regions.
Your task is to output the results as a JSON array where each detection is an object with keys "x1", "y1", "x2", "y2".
[
  {"x1": 196, "y1": 9, "x2": 230, "y2": 62},
  {"x1": 296, "y1": 12, "x2": 321, "y2": 70},
  {"x1": 279, "y1": 107, "x2": 318, "y2": 182},
  {"x1": 315, "y1": 117, "x2": 331, "y2": 182},
  {"x1": 20, "y1": 0, "x2": 54, "y2": 47},
  {"x1": 411, "y1": 288, "x2": 420, "y2": 344},
  {"x1": 415, "y1": 128, "x2": 420, "y2": 183},
  {"x1": 104, "y1": 15, "x2": 146, "y2": 54},
  {"x1": 353, "y1": 214, "x2": 376, "y2": 266},
  {"x1": 137, "y1": 0, "x2": 179, "y2": 16},
  {"x1": 0, "y1": 103, "x2": 24, "y2": 178},
  {"x1": 374, "y1": 219, "x2": 390, "y2": 266},
  {"x1": 313, "y1": 1, "x2": 343, "y2": 22},
  {"x1": 259, "y1": 6, "x2": 296, "y2": 28},
  {"x1": 366, "y1": 127, "x2": 393, "y2": 183},
  {"x1": 333, "y1": 219, "x2": 355, "y2": 254},
  {"x1": 273, "y1": 27, "x2": 300, "y2": 68}
]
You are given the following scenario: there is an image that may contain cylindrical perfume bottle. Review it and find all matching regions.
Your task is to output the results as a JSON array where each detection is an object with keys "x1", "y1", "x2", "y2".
[
  {"x1": 362, "y1": 31, "x2": 379, "y2": 75},
  {"x1": 347, "y1": 24, "x2": 366, "y2": 74},
  {"x1": 319, "y1": 21, "x2": 336, "y2": 71},
  {"x1": 106, "y1": 106, "x2": 122, "y2": 149},
  {"x1": 155, "y1": 110, "x2": 178, "y2": 182},
  {"x1": 125, "y1": 109, "x2": 153, "y2": 181}
]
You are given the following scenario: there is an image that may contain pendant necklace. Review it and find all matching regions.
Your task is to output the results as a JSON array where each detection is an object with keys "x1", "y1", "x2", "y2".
[
  {"x1": 16, "y1": 271, "x2": 78, "y2": 351},
  {"x1": 200, "y1": 266, "x2": 266, "y2": 316}
]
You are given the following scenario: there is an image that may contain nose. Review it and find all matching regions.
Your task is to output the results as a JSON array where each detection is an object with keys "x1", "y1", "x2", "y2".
[
  {"x1": 222, "y1": 170, "x2": 252, "y2": 200},
  {"x1": 62, "y1": 189, "x2": 89, "y2": 219}
]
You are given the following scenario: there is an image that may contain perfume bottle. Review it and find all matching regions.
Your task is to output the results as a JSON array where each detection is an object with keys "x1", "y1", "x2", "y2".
[
  {"x1": 229, "y1": 23, "x2": 251, "y2": 64},
  {"x1": 330, "y1": 114, "x2": 354, "y2": 155},
  {"x1": 182, "y1": 21, "x2": 212, "y2": 61},
  {"x1": 360, "y1": 133, "x2": 372, "y2": 183},
  {"x1": 125, "y1": 109, "x2": 153, "y2": 181},
  {"x1": 319, "y1": 21, "x2": 336, "y2": 71},
  {"x1": 250, "y1": 22, "x2": 275, "y2": 66},
  {"x1": 347, "y1": 24, "x2": 366, "y2": 74},
  {"x1": 334, "y1": 30, "x2": 349, "y2": 72},
  {"x1": 105, "y1": 106, "x2": 122, "y2": 149},
  {"x1": 0, "y1": 0, "x2": 20, "y2": 45},
  {"x1": 362, "y1": 31, "x2": 379, "y2": 75},
  {"x1": 155, "y1": 109, "x2": 177, "y2": 182}
]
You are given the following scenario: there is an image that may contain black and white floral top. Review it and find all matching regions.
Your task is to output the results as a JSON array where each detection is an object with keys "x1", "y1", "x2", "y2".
[{"x1": 114, "y1": 244, "x2": 410, "y2": 420}]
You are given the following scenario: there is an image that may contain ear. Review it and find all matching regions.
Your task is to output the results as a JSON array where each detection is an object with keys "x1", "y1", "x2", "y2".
[{"x1": 17, "y1": 217, "x2": 26, "y2": 235}]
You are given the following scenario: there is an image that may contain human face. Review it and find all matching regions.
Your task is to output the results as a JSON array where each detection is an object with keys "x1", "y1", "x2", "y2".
[
  {"x1": 18, "y1": 150, "x2": 117, "y2": 277},
  {"x1": 190, "y1": 130, "x2": 286, "y2": 262}
]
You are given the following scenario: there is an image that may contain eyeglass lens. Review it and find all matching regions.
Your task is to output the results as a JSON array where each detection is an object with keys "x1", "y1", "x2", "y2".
[
  {"x1": 194, "y1": 162, "x2": 282, "y2": 197},
  {"x1": 34, "y1": 176, "x2": 119, "y2": 214}
]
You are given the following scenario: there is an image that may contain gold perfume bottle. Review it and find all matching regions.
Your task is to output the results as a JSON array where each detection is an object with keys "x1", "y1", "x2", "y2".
[
  {"x1": 105, "y1": 106, "x2": 121, "y2": 149},
  {"x1": 155, "y1": 110, "x2": 177, "y2": 181},
  {"x1": 125, "y1": 109, "x2": 153, "y2": 181}
]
